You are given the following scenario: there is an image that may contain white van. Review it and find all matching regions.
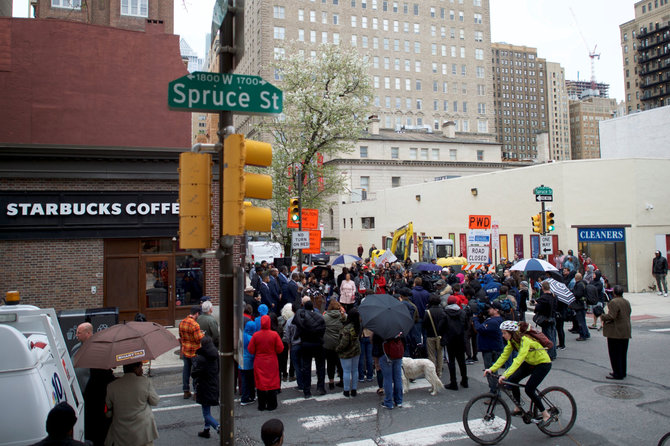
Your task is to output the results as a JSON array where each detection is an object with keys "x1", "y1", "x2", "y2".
[
  {"x1": 0, "y1": 304, "x2": 84, "y2": 445},
  {"x1": 246, "y1": 241, "x2": 283, "y2": 265}
]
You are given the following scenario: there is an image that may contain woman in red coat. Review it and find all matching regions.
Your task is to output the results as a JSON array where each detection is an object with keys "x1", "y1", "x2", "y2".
[
  {"x1": 373, "y1": 271, "x2": 387, "y2": 294},
  {"x1": 248, "y1": 314, "x2": 284, "y2": 411}
]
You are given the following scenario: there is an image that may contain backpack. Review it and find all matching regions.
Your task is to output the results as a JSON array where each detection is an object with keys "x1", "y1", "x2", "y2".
[
  {"x1": 383, "y1": 337, "x2": 404, "y2": 360},
  {"x1": 523, "y1": 327, "x2": 554, "y2": 350},
  {"x1": 585, "y1": 284, "x2": 599, "y2": 305}
]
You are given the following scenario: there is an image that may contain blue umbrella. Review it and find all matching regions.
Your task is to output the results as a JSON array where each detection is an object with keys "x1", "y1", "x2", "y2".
[
  {"x1": 331, "y1": 254, "x2": 362, "y2": 265},
  {"x1": 509, "y1": 258, "x2": 558, "y2": 273},
  {"x1": 411, "y1": 262, "x2": 443, "y2": 273}
]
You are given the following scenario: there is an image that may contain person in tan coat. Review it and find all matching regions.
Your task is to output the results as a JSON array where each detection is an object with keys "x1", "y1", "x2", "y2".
[
  {"x1": 601, "y1": 285, "x2": 632, "y2": 380},
  {"x1": 105, "y1": 362, "x2": 160, "y2": 446}
]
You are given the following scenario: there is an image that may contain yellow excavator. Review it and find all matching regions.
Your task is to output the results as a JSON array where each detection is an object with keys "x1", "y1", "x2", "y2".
[{"x1": 371, "y1": 222, "x2": 467, "y2": 269}]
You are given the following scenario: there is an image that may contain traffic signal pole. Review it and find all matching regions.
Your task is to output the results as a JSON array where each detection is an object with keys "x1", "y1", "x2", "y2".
[
  {"x1": 218, "y1": 2, "x2": 235, "y2": 445},
  {"x1": 297, "y1": 165, "x2": 303, "y2": 271}
]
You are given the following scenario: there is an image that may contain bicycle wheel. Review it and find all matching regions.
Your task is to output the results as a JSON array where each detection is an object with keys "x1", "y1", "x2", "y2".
[
  {"x1": 659, "y1": 432, "x2": 670, "y2": 446},
  {"x1": 533, "y1": 386, "x2": 577, "y2": 437},
  {"x1": 462, "y1": 393, "x2": 511, "y2": 445}
]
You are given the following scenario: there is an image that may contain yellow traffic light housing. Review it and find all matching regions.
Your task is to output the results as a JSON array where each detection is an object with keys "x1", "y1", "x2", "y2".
[
  {"x1": 531, "y1": 213, "x2": 542, "y2": 233},
  {"x1": 179, "y1": 152, "x2": 212, "y2": 249},
  {"x1": 545, "y1": 211, "x2": 555, "y2": 232},
  {"x1": 289, "y1": 197, "x2": 300, "y2": 224},
  {"x1": 223, "y1": 134, "x2": 273, "y2": 236}
]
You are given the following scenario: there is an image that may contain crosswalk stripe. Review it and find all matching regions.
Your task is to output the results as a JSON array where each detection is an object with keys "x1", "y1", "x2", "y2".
[
  {"x1": 153, "y1": 403, "x2": 200, "y2": 413},
  {"x1": 649, "y1": 328, "x2": 670, "y2": 332},
  {"x1": 283, "y1": 379, "x2": 433, "y2": 405}
]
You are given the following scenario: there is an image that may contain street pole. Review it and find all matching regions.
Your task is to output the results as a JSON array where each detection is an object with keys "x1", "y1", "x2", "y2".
[
  {"x1": 296, "y1": 164, "x2": 303, "y2": 271},
  {"x1": 218, "y1": 2, "x2": 235, "y2": 445}
]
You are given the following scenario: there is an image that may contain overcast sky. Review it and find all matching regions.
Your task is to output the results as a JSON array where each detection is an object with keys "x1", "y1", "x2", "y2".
[{"x1": 14, "y1": 0, "x2": 636, "y2": 99}]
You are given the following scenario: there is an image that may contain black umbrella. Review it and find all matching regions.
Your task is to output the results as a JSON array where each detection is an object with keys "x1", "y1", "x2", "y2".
[
  {"x1": 358, "y1": 294, "x2": 414, "y2": 340},
  {"x1": 411, "y1": 262, "x2": 443, "y2": 273}
]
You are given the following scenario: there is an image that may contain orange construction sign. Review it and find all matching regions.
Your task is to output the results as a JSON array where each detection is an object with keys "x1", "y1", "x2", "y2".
[
  {"x1": 468, "y1": 215, "x2": 491, "y2": 229},
  {"x1": 287, "y1": 208, "x2": 319, "y2": 230},
  {"x1": 302, "y1": 230, "x2": 322, "y2": 254}
]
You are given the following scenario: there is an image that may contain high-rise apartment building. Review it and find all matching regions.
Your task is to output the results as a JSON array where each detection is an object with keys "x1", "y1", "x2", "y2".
[
  {"x1": 33, "y1": 0, "x2": 174, "y2": 33},
  {"x1": 545, "y1": 62, "x2": 571, "y2": 160},
  {"x1": 565, "y1": 80, "x2": 610, "y2": 100},
  {"x1": 620, "y1": 0, "x2": 670, "y2": 114},
  {"x1": 235, "y1": 0, "x2": 495, "y2": 140},
  {"x1": 569, "y1": 96, "x2": 617, "y2": 159},
  {"x1": 491, "y1": 43, "x2": 548, "y2": 160}
]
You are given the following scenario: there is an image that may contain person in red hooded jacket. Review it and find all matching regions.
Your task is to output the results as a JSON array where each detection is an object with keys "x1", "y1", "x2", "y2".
[{"x1": 248, "y1": 314, "x2": 284, "y2": 411}]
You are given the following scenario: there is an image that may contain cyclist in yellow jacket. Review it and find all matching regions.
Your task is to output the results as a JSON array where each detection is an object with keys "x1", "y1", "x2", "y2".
[{"x1": 484, "y1": 320, "x2": 552, "y2": 427}]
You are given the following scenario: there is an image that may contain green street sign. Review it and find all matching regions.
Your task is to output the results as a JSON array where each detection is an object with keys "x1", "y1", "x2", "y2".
[
  {"x1": 168, "y1": 72, "x2": 283, "y2": 115},
  {"x1": 533, "y1": 186, "x2": 553, "y2": 195}
]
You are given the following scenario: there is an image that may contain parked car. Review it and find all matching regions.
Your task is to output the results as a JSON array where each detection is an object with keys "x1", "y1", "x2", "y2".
[{"x1": 308, "y1": 252, "x2": 330, "y2": 265}]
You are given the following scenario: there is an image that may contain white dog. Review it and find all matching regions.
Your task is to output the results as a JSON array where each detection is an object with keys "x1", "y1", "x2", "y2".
[{"x1": 401, "y1": 357, "x2": 443, "y2": 396}]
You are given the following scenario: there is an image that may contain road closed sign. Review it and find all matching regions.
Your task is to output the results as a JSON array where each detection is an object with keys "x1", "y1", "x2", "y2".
[
  {"x1": 467, "y1": 245, "x2": 489, "y2": 264},
  {"x1": 468, "y1": 215, "x2": 491, "y2": 229}
]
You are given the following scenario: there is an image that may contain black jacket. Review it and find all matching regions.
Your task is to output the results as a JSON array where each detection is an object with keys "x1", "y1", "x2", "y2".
[
  {"x1": 439, "y1": 304, "x2": 467, "y2": 345},
  {"x1": 534, "y1": 292, "x2": 556, "y2": 325},
  {"x1": 653, "y1": 255, "x2": 668, "y2": 274},
  {"x1": 422, "y1": 304, "x2": 445, "y2": 338},
  {"x1": 572, "y1": 280, "x2": 587, "y2": 310},
  {"x1": 192, "y1": 337, "x2": 220, "y2": 407},
  {"x1": 293, "y1": 309, "x2": 326, "y2": 345}
]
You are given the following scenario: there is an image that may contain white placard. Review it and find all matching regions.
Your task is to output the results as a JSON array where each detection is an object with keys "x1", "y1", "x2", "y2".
[
  {"x1": 292, "y1": 231, "x2": 310, "y2": 249},
  {"x1": 467, "y1": 229, "x2": 491, "y2": 246},
  {"x1": 491, "y1": 223, "x2": 499, "y2": 251},
  {"x1": 540, "y1": 235, "x2": 552, "y2": 254},
  {"x1": 467, "y1": 245, "x2": 489, "y2": 264}
]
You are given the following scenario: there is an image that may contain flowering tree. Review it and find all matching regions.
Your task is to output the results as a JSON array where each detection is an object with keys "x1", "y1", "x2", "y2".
[{"x1": 258, "y1": 44, "x2": 372, "y2": 254}]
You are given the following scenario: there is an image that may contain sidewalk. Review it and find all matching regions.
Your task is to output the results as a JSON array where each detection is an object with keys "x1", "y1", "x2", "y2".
[{"x1": 150, "y1": 291, "x2": 670, "y2": 371}]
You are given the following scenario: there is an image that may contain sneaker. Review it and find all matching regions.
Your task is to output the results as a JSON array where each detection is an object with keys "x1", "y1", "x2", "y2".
[
  {"x1": 575, "y1": 337, "x2": 588, "y2": 341},
  {"x1": 183, "y1": 391, "x2": 192, "y2": 399},
  {"x1": 380, "y1": 402, "x2": 393, "y2": 410},
  {"x1": 471, "y1": 357, "x2": 479, "y2": 362},
  {"x1": 395, "y1": 403, "x2": 402, "y2": 408},
  {"x1": 358, "y1": 378, "x2": 365, "y2": 383},
  {"x1": 304, "y1": 393, "x2": 312, "y2": 399},
  {"x1": 658, "y1": 292, "x2": 663, "y2": 296},
  {"x1": 351, "y1": 389, "x2": 357, "y2": 397},
  {"x1": 366, "y1": 377, "x2": 374, "y2": 382},
  {"x1": 240, "y1": 399, "x2": 256, "y2": 406},
  {"x1": 445, "y1": 383, "x2": 458, "y2": 390},
  {"x1": 198, "y1": 430, "x2": 211, "y2": 438},
  {"x1": 465, "y1": 359, "x2": 475, "y2": 365},
  {"x1": 288, "y1": 376, "x2": 296, "y2": 382},
  {"x1": 557, "y1": 346, "x2": 566, "y2": 350},
  {"x1": 316, "y1": 388, "x2": 327, "y2": 396},
  {"x1": 343, "y1": 390, "x2": 350, "y2": 397},
  {"x1": 665, "y1": 293, "x2": 668, "y2": 297}
]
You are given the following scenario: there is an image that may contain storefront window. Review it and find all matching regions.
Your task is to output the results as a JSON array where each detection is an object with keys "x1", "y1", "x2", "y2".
[
  {"x1": 141, "y1": 238, "x2": 172, "y2": 254},
  {"x1": 176, "y1": 255, "x2": 204, "y2": 307},
  {"x1": 145, "y1": 260, "x2": 169, "y2": 308}
]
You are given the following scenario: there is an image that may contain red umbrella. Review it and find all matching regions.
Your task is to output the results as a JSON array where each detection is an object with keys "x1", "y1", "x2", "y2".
[{"x1": 73, "y1": 321, "x2": 179, "y2": 369}]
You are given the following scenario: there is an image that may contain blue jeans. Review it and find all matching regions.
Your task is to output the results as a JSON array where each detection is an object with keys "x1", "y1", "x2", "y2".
[
  {"x1": 481, "y1": 351, "x2": 501, "y2": 393},
  {"x1": 541, "y1": 322, "x2": 557, "y2": 360},
  {"x1": 182, "y1": 356, "x2": 194, "y2": 392},
  {"x1": 358, "y1": 337, "x2": 374, "y2": 380},
  {"x1": 340, "y1": 355, "x2": 360, "y2": 391},
  {"x1": 575, "y1": 309, "x2": 590, "y2": 338},
  {"x1": 202, "y1": 405, "x2": 219, "y2": 430},
  {"x1": 380, "y1": 356, "x2": 403, "y2": 408},
  {"x1": 290, "y1": 344, "x2": 304, "y2": 390}
]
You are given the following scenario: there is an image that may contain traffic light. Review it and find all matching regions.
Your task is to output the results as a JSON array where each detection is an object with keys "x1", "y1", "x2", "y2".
[
  {"x1": 545, "y1": 211, "x2": 555, "y2": 232},
  {"x1": 531, "y1": 213, "x2": 542, "y2": 233},
  {"x1": 178, "y1": 152, "x2": 212, "y2": 249},
  {"x1": 289, "y1": 197, "x2": 300, "y2": 224},
  {"x1": 222, "y1": 134, "x2": 273, "y2": 236}
]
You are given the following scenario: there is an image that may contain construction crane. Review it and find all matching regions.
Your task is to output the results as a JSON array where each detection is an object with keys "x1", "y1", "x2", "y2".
[{"x1": 569, "y1": 7, "x2": 601, "y2": 93}]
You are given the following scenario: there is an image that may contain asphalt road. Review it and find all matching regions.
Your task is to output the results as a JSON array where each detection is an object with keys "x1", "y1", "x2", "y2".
[{"x1": 150, "y1": 319, "x2": 670, "y2": 445}]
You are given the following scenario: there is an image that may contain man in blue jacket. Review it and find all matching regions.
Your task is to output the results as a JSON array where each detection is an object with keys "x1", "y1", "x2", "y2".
[
  {"x1": 481, "y1": 274, "x2": 501, "y2": 302},
  {"x1": 473, "y1": 301, "x2": 504, "y2": 393}
]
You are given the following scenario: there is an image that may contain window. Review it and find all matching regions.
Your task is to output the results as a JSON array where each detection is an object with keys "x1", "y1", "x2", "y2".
[
  {"x1": 431, "y1": 148, "x2": 439, "y2": 160},
  {"x1": 420, "y1": 148, "x2": 428, "y2": 160},
  {"x1": 120, "y1": 0, "x2": 146, "y2": 16},
  {"x1": 409, "y1": 148, "x2": 417, "y2": 159},
  {"x1": 477, "y1": 103, "x2": 486, "y2": 114},
  {"x1": 351, "y1": 34, "x2": 357, "y2": 46},
  {"x1": 360, "y1": 146, "x2": 368, "y2": 158},
  {"x1": 298, "y1": 9, "x2": 304, "y2": 20},
  {"x1": 274, "y1": 47, "x2": 285, "y2": 59},
  {"x1": 273, "y1": 6, "x2": 285, "y2": 19},
  {"x1": 474, "y1": 31, "x2": 483, "y2": 42},
  {"x1": 310, "y1": 10, "x2": 316, "y2": 21},
  {"x1": 475, "y1": 48, "x2": 484, "y2": 60},
  {"x1": 311, "y1": 30, "x2": 317, "y2": 43},
  {"x1": 476, "y1": 150, "x2": 484, "y2": 161},
  {"x1": 333, "y1": 13, "x2": 339, "y2": 24},
  {"x1": 52, "y1": 0, "x2": 82, "y2": 8},
  {"x1": 476, "y1": 66, "x2": 485, "y2": 78},
  {"x1": 361, "y1": 217, "x2": 375, "y2": 229},
  {"x1": 360, "y1": 176, "x2": 370, "y2": 190},
  {"x1": 391, "y1": 147, "x2": 399, "y2": 159},
  {"x1": 449, "y1": 149, "x2": 457, "y2": 160},
  {"x1": 351, "y1": 15, "x2": 357, "y2": 26},
  {"x1": 477, "y1": 120, "x2": 488, "y2": 133},
  {"x1": 474, "y1": 13, "x2": 482, "y2": 24},
  {"x1": 391, "y1": 177, "x2": 401, "y2": 188},
  {"x1": 273, "y1": 27, "x2": 285, "y2": 39}
]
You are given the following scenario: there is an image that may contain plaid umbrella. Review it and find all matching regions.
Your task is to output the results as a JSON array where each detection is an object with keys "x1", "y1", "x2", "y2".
[{"x1": 544, "y1": 278, "x2": 575, "y2": 305}]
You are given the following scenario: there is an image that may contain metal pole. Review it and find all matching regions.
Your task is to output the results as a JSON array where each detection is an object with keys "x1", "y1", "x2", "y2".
[
  {"x1": 218, "y1": 2, "x2": 235, "y2": 445},
  {"x1": 297, "y1": 166, "x2": 303, "y2": 271}
]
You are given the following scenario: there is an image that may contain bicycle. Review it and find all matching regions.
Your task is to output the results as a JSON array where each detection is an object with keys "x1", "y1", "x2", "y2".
[
  {"x1": 659, "y1": 432, "x2": 670, "y2": 446},
  {"x1": 462, "y1": 373, "x2": 577, "y2": 445}
]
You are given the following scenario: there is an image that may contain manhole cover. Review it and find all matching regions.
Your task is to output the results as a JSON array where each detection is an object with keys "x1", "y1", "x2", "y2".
[{"x1": 594, "y1": 384, "x2": 644, "y2": 400}]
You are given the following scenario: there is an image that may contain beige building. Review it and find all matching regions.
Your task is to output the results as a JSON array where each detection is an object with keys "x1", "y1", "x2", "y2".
[
  {"x1": 569, "y1": 96, "x2": 618, "y2": 159},
  {"x1": 233, "y1": 0, "x2": 494, "y2": 139},
  {"x1": 620, "y1": 0, "x2": 670, "y2": 114},
  {"x1": 546, "y1": 62, "x2": 571, "y2": 160},
  {"x1": 491, "y1": 43, "x2": 548, "y2": 160},
  {"x1": 339, "y1": 158, "x2": 670, "y2": 292}
]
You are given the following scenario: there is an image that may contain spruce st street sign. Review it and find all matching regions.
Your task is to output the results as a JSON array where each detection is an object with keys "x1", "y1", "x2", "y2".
[{"x1": 168, "y1": 72, "x2": 283, "y2": 115}]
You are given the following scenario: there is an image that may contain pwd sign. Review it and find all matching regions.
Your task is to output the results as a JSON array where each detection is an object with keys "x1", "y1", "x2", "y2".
[
  {"x1": 468, "y1": 215, "x2": 491, "y2": 229},
  {"x1": 467, "y1": 245, "x2": 489, "y2": 264}
]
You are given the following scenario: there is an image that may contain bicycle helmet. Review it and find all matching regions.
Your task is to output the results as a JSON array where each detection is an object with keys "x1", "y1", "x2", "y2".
[{"x1": 500, "y1": 320, "x2": 519, "y2": 332}]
